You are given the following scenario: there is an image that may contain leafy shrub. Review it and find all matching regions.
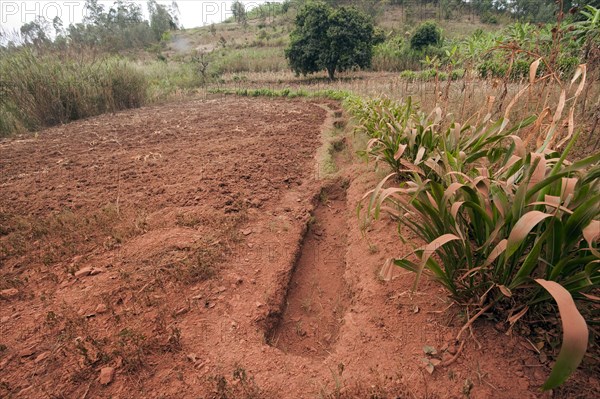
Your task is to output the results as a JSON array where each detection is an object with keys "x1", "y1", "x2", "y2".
[
  {"x1": 510, "y1": 59, "x2": 530, "y2": 80},
  {"x1": 450, "y1": 68, "x2": 465, "y2": 80},
  {"x1": 372, "y1": 36, "x2": 406, "y2": 71},
  {"x1": 480, "y1": 11, "x2": 498, "y2": 25},
  {"x1": 557, "y1": 56, "x2": 579, "y2": 76},
  {"x1": 418, "y1": 68, "x2": 438, "y2": 80},
  {"x1": 477, "y1": 60, "x2": 508, "y2": 78},
  {"x1": 399, "y1": 70, "x2": 417, "y2": 80},
  {"x1": 410, "y1": 21, "x2": 442, "y2": 51}
]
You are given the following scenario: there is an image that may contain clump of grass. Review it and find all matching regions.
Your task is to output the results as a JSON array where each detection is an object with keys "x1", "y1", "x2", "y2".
[
  {"x1": 115, "y1": 327, "x2": 149, "y2": 373},
  {"x1": 206, "y1": 365, "x2": 264, "y2": 399}
]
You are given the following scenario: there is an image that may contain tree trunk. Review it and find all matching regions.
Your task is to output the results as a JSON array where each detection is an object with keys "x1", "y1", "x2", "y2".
[{"x1": 327, "y1": 66, "x2": 335, "y2": 80}]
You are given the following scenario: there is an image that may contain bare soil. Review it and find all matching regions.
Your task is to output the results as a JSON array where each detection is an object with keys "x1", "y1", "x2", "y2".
[{"x1": 0, "y1": 96, "x2": 597, "y2": 398}]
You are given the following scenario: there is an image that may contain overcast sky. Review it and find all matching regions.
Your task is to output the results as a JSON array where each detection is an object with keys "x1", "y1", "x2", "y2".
[{"x1": 0, "y1": 1, "x2": 278, "y2": 33}]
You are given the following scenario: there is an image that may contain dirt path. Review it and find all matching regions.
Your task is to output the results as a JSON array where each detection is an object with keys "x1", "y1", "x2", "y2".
[{"x1": 0, "y1": 96, "x2": 596, "y2": 398}]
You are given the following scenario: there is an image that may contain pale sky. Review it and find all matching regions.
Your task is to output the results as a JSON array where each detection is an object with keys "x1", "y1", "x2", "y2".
[{"x1": 0, "y1": 1, "x2": 279, "y2": 34}]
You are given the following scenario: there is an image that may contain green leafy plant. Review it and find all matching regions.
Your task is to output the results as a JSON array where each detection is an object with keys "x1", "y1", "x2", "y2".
[
  {"x1": 361, "y1": 63, "x2": 598, "y2": 388},
  {"x1": 348, "y1": 95, "x2": 535, "y2": 181}
]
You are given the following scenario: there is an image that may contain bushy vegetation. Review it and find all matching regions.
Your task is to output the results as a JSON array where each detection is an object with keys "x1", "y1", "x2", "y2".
[
  {"x1": 375, "y1": 5, "x2": 599, "y2": 82},
  {"x1": 410, "y1": 21, "x2": 442, "y2": 50},
  {"x1": 372, "y1": 27, "x2": 446, "y2": 72}
]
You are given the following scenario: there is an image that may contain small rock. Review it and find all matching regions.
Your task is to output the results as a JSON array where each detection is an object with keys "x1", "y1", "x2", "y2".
[
  {"x1": 59, "y1": 280, "x2": 74, "y2": 289},
  {"x1": 75, "y1": 267, "x2": 103, "y2": 278},
  {"x1": 241, "y1": 229, "x2": 252, "y2": 236},
  {"x1": 99, "y1": 367, "x2": 115, "y2": 385},
  {"x1": 213, "y1": 286, "x2": 226, "y2": 294},
  {"x1": 0, "y1": 288, "x2": 19, "y2": 299},
  {"x1": 19, "y1": 347, "x2": 35, "y2": 358},
  {"x1": 34, "y1": 352, "x2": 49, "y2": 363},
  {"x1": 255, "y1": 302, "x2": 263, "y2": 308},
  {"x1": 175, "y1": 308, "x2": 188, "y2": 316},
  {"x1": 74, "y1": 267, "x2": 92, "y2": 278},
  {"x1": 187, "y1": 353, "x2": 198, "y2": 362},
  {"x1": 1, "y1": 316, "x2": 10, "y2": 323},
  {"x1": 95, "y1": 304, "x2": 108, "y2": 314}
]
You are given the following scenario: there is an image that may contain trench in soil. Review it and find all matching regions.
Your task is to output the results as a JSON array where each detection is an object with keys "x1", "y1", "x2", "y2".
[{"x1": 267, "y1": 183, "x2": 350, "y2": 358}]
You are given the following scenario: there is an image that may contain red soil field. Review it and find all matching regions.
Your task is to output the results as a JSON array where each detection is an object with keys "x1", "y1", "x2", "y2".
[{"x1": 0, "y1": 97, "x2": 596, "y2": 398}]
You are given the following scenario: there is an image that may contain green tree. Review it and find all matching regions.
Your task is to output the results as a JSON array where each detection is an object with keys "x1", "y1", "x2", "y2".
[
  {"x1": 147, "y1": 0, "x2": 180, "y2": 41},
  {"x1": 410, "y1": 21, "x2": 442, "y2": 50},
  {"x1": 285, "y1": 2, "x2": 378, "y2": 79},
  {"x1": 232, "y1": 1, "x2": 247, "y2": 24},
  {"x1": 20, "y1": 16, "x2": 50, "y2": 46}
]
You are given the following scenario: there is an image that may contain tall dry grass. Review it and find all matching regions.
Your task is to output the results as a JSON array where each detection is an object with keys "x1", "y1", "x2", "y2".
[{"x1": 0, "y1": 49, "x2": 147, "y2": 136}]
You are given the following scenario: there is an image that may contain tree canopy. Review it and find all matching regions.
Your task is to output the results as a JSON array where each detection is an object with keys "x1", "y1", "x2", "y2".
[
  {"x1": 285, "y1": 2, "x2": 379, "y2": 79},
  {"x1": 10, "y1": 0, "x2": 180, "y2": 52}
]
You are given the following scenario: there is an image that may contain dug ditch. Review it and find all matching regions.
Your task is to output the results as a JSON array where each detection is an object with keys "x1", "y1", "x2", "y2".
[{"x1": 266, "y1": 182, "x2": 351, "y2": 358}]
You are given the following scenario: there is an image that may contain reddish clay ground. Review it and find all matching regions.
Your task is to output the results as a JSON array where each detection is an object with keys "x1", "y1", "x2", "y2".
[{"x1": 0, "y1": 97, "x2": 597, "y2": 398}]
